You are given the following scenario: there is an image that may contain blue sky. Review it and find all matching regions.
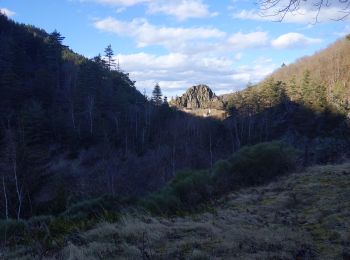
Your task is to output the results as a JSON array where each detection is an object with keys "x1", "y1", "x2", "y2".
[{"x1": 1, "y1": 0, "x2": 350, "y2": 98}]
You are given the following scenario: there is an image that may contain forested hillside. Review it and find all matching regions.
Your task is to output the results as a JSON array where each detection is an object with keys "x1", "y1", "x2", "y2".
[
  {"x1": 269, "y1": 37, "x2": 350, "y2": 114},
  {"x1": 224, "y1": 36, "x2": 350, "y2": 115},
  {"x1": 222, "y1": 36, "x2": 350, "y2": 163},
  {"x1": 1, "y1": 14, "x2": 350, "y2": 222},
  {"x1": 0, "y1": 14, "x2": 236, "y2": 220},
  {"x1": 0, "y1": 13, "x2": 148, "y2": 219}
]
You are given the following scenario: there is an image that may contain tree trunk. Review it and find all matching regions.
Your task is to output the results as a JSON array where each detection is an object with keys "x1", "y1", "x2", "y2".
[
  {"x1": 172, "y1": 143, "x2": 176, "y2": 176},
  {"x1": 209, "y1": 132, "x2": 213, "y2": 170},
  {"x1": 13, "y1": 157, "x2": 22, "y2": 220},
  {"x1": 71, "y1": 104, "x2": 76, "y2": 130},
  {"x1": 2, "y1": 175, "x2": 8, "y2": 220}
]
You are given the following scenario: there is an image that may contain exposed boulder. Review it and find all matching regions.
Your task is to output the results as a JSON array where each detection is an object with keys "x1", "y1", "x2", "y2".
[{"x1": 172, "y1": 85, "x2": 224, "y2": 110}]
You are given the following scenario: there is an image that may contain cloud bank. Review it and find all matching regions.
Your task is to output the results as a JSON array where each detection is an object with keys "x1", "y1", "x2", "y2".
[{"x1": 93, "y1": 16, "x2": 323, "y2": 96}]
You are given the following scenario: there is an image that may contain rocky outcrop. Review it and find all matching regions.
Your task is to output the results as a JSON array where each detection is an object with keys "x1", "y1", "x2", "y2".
[{"x1": 172, "y1": 85, "x2": 225, "y2": 110}]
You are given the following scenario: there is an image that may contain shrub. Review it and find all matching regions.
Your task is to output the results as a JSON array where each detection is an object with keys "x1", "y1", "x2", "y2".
[
  {"x1": 144, "y1": 141, "x2": 298, "y2": 215},
  {"x1": 211, "y1": 160, "x2": 233, "y2": 192},
  {"x1": 142, "y1": 170, "x2": 212, "y2": 215},
  {"x1": 0, "y1": 219, "x2": 28, "y2": 242},
  {"x1": 171, "y1": 170, "x2": 212, "y2": 206},
  {"x1": 142, "y1": 188, "x2": 182, "y2": 215},
  {"x1": 312, "y1": 137, "x2": 348, "y2": 163},
  {"x1": 27, "y1": 215, "x2": 55, "y2": 250},
  {"x1": 28, "y1": 215, "x2": 54, "y2": 227},
  {"x1": 228, "y1": 141, "x2": 297, "y2": 186},
  {"x1": 63, "y1": 195, "x2": 121, "y2": 221}
]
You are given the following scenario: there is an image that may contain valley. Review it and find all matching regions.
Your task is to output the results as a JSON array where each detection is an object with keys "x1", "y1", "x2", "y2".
[{"x1": 1, "y1": 3, "x2": 350, "y2": 259}]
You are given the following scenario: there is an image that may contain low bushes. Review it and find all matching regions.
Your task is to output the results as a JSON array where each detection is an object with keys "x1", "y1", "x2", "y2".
[
  {"x1": 142, "y1": 170, "x2": 212, "y2": 215},
  {"x1": 143, "y1": 141, "x2": 298, "y2": 215},
  {"x1": 0, "y1": 195, "x2": 125, "y2": 248},
  {"x1": 0, "y1": 219, "x2": 28, "y2": 243},
  {"x1": 214, "y1": 141, "x2": 297, "y2": 191}
]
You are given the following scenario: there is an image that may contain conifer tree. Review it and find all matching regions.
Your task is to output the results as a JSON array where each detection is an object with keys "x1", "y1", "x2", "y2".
[
  {"x1": 302, "y1": 70, "x2": 312, "y2": 106},
  {"x1": 152, "y1": 83, "x2": 163, "y2": 106},
  {"x1": 288, "y1": 76, "x2": 301, "y2": 102},
  {"x1": 104, "y1": 44, "x2": 115, "y2": 71}
]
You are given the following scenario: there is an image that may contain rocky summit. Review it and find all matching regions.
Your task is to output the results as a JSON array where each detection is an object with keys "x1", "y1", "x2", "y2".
[{"x1": 171, "y1": 85, "x2": 225, "y2": 110}]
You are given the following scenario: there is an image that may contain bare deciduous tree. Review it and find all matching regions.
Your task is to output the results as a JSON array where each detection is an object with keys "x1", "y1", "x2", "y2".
[
  {"x1": 2, "y1": 172, "x2": 9, "y2": 220},
  {"x1": 258, "y1": 0, "x2": 350, "y2": 21},
  {"x1": 87, "y1": 96, "x2": 95, "y2": 135},
  {"x1": 4, "y1": 129, "x2": 23, "y2": 220}
]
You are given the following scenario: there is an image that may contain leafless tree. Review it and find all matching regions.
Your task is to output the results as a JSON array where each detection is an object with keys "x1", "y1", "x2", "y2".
[
  {"x1": 3, "y1": 129, "x2": 23, "y2": 220},
  {"x1": 2, "y1": 172, "x2": 9, "y2": 220},
  {"x1": 258, "y1": 0, "x2": 350, "y2": 21},
  {"x1": 87, "y1": 96, "x2": 95, "y2": 135}
]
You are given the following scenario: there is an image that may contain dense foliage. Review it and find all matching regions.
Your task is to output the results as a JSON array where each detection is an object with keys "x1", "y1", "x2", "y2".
[
  {"x1": 0, "y1": 14, "x2": 148, "y2": 219},
  {"x1": 224, "y1": 74, "x2": 350, "y2": 165},
  {"x1": 266, "y1": 37, "x2": 350, "y2": 114},
  {"x1": 142, "y1": 141, "x2": 298, "y2": 215}
]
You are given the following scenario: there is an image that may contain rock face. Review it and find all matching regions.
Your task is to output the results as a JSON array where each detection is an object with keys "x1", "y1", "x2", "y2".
[{"x1": 172, "y1": 85, "x2": 224, "y2": 110}]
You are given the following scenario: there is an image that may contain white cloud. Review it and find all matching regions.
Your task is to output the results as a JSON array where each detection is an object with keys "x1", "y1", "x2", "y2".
[
  {"x1": 110, "y1": 30, "x2": 321, "y2": 96},
  {"x1": 116, "y1": 52, "x2": 277, "y2": 97},
  {"x1": 148, "y1": 0, "x2": 217, "y2": 21},
  {"x1": 94, "y1": 17, "x2": 225, "y2": 50},
  {"x1": 94, "y1": 16, "x2": 322, "y2": 53},
  {"x1": 93, "y1": 15, "x2": 321, "y2": 96},
  {"x1": 0, "y1": 8, "x2": 16, "y2": 17},
  {"x1": 88, "y1": 0, "x2": 216, "y2": 20},
  {"x1": 94, "y1": 0, "x2": 149, "y2": 6},
  {"x1": 228, "y1": 31, "x2": 269, "y2": 49},
  {"x1": 271, "y1": 32, "x2": 322, "y2": 49}
]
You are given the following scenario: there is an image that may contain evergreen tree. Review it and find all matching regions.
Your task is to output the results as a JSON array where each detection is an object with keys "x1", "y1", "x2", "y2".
[
  {"x1": 288, "y1": 76, "x2": 301, "y2": 102},
  {"x1": 46, "y1": 30, "x2": 65, "y2": 89},
  {"x1": 49, "y1": 30, "x2": 65, "y2": 45},
  {"x1": 104, "y1": 44, "x2": 115, "y2": 71},
  {"x1": 152, "y1": 83, "x2": 163, "y2": 106},
  {"x1": 301, "y1": 70, "x2": 313, "y2": 106},
  {"x1": 314, "y1": 84, "x2": 327, "y2": 111}
]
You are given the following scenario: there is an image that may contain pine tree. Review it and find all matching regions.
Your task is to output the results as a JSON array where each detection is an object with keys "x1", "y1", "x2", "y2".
[
  {"x1": 104, "y1": 44, "x2": 115, "y2": 71},
  {"x1": 152, "y1": 83, "x2": 163, "y2": 106},
  {"x1": 47, "y1": 30, "x2": 65, "y2": 89},
  {"x1": 301, "y1": 70, "x2": 312, "y2": 106},
  {"x1": 288, "y1": 76, "x2": 301, "y2": 102}
]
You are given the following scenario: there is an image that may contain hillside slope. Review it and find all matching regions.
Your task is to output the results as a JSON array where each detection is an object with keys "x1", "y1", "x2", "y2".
[
  {"x1": 223, "y1": 36, "x2": 350, "y2": 116},
  {"x1": 260, "y1": 36, "x2": 350, "y2": 115},
  {"x1": 0, "y1": 15, "x2": 237, "y2": 219},
  {"x1": 271, "y1": 37, "x2": 350, "y2": 113},
  {"x1": 219, "y1": 36, "x2": 350, "y2": 164},
  {"x1": 5, "y1": 162, "x2": 349, "y2": 259}
]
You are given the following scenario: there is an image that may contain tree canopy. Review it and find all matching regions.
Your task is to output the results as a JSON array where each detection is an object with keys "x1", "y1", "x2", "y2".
[{"x1": 152, "y1": 83, "x2": 163, "y2": 106}]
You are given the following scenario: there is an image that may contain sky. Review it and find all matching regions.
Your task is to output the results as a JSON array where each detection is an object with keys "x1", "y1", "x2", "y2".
[{"x1": 1, "y1": 0, "x2": 350, "y2": 98}]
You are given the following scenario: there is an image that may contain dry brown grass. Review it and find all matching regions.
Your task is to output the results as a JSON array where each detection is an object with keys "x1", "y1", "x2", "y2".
[{"x1": 4, "y1": 162, "x2": 350, "y2": 259}]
